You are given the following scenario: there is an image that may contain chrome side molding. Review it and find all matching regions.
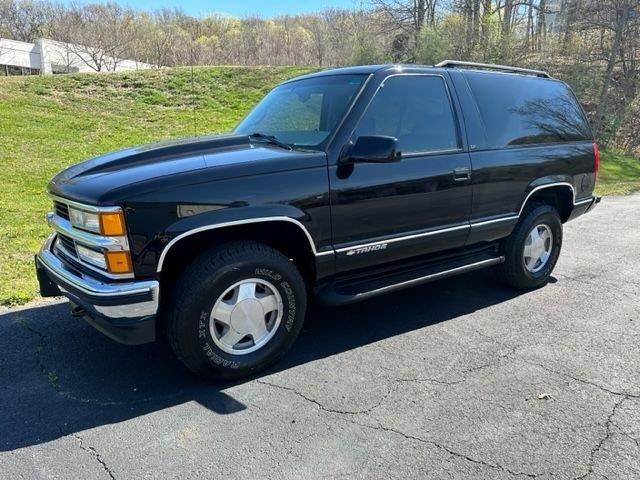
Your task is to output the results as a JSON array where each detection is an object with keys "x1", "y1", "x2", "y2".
[
  {"x1": 156, "y1": 216, "x2": 330, "y2": 272},
  {"x1": 518, "y1": 182, "x2": 576, "y2": 216}
]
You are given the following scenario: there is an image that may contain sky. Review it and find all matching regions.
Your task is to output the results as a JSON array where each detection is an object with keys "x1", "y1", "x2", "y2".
[{"x1": 62, "y1": 0, "x2": 361, "y2": 17}]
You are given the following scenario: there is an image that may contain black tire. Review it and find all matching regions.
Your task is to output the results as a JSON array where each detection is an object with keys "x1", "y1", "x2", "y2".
[
  {"x1": 495, "y1": 203, "x2": 563, "y2": 290},
  {"x1": 167, "y1": 241, "x2": 307, "y2": 380}
]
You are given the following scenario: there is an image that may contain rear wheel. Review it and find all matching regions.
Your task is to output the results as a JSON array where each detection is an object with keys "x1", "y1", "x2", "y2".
[
  {"x1": 167, "y1": 241, "x2": 307, "y2": 380},
  {"x1": 496, "y1": 203, "x2": 563, "y2": 290}
]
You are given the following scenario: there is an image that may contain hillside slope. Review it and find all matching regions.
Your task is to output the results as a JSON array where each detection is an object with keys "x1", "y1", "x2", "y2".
[{"x1": 0, "y1": 66, "x2": 314, "y2": 305}]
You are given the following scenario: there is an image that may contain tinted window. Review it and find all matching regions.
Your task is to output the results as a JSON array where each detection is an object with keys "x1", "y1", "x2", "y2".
[
  {"x1": 464, "y1": 72, "x2": 592, "y2": 147},
  {"x1": 353, "y1": 75, "x2": 459, "y2": 153},
  {"x1": 235, "y1": 74, "x2": 366, "y2": 148}
]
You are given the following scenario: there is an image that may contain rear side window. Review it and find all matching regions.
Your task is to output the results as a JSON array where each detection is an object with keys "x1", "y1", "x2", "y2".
[
  {"x1": 353, "y1": 75, "x2": 459, "y2": 154},
  {"x1": 464, "y1": 72, "x2": 592, "y2": 148}
]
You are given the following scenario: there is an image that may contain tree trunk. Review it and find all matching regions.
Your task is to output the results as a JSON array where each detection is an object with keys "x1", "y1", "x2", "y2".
[
  {"x1": 481, "y1": 0, "x2": 493, "y2": 40},
  {"x1": 463, "y1": 0, "x2": 473, "y2": 49},
  {"x1": 526, "y1": 0, "x2": 534, "y2": 51},
  {"x1": 562, "y1": 0, "x2": 577, "y2": 47},
  {"x1": 413, "y1": 0, "x2": 427, "y2": 53},
  {"x1": 594, "y1": 4, "x2": 630, "y2": 135},
  {"x1": 472, "y1": 0, "x2": 481, "y2": 46},
  {"x1": 537, "y1": 0, "x2": 547, "y2": 51},
  {"x1": 502, "y1": 0, "x2": 513, "y2": 34},
  {"x1": 427, "y1": 0, "x2": 438, "y2": 25}
]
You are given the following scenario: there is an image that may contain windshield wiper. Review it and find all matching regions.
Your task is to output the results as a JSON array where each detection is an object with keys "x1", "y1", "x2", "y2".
[{"x1": 249, "y1": 132, "x2": 293, "y2": 151}]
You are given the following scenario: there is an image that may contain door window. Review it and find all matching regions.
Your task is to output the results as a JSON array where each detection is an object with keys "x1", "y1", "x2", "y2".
[{"x1": 353, "y1": 75, "x2": 459, "y2": 154}]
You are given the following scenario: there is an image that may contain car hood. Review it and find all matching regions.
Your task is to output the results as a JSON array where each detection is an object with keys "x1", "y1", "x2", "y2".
[{"x1": 48, "y1": 134, "x2": 326, "y2": 205}]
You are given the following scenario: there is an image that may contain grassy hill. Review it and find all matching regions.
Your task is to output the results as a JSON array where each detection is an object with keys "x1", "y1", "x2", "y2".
[{"x1": 0, "y1": 66, "x2": 638, "y2": 305}]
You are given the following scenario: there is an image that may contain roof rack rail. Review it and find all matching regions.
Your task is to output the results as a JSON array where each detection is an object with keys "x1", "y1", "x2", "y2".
[{"x1": 435, "y1": 60, "x2": 550, "y2": 78}]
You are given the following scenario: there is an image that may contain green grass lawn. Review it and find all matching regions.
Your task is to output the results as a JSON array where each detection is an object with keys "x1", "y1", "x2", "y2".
[
  {"x1": 595, "y1": 150, "x2": 640, "y2": 196},
  {"x1": 0, "y1": 66, "x2": 638, "y2": 305}
]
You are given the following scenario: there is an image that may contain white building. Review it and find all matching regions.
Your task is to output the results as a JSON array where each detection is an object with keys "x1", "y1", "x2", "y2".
[{"x1": 0, "y1": 37, "x2": 152, "y2": 75}]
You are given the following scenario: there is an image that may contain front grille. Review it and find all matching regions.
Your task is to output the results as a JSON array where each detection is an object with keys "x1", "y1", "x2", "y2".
[
  {"x1": 54, "y1": 201, "x2": 70, "y2": 220},
  {"x1": 56, "y1": 233, "x2": 77, "y2": 258}
]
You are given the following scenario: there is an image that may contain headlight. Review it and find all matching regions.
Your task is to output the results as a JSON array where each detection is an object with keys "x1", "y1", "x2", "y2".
[
  {"x1": 68, "y1": 207, "x2": 126, "y2": 236},
  {"x1": 68, "y1": 207, "x2": 100, "y2": 233}
]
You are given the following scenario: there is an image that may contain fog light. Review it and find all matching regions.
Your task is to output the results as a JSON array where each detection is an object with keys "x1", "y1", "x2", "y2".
[
  {"x1": 76, "y1": 244, "x2": 107, "y2": 269},
  {"x1": 105, "y1": 251, "x2": 133, "y2": 274}
]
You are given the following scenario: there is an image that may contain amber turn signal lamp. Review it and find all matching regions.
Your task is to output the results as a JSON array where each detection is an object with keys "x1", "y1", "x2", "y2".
[
  {"x1": 105, "y1": 251, "x2": 133, "y2": 274},
  {"x1": 100, "y1": 212, "x2": 126, "y2": 236}
]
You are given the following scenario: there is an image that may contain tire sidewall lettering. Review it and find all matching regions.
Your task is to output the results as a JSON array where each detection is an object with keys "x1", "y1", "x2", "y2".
[
  {"x1": 255, "y1": 267, "x2": 296, "y2": 332},
  {"x1": 197, "y1": 311, "x2": 240, "y2": 368}
]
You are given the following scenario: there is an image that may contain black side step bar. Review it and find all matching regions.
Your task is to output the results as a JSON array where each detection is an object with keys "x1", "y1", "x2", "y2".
[{"x1": 319, "y1": 253, "x2": 505, "y2": 306}]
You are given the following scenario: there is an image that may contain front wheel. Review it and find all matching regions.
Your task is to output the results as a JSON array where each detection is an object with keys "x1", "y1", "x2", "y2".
[
  {"x1": 167, "y1": 241, "x2": 307, "y2": 380},
  {"x1": 496, "y1": 203, "x2": 563, "y2": 290}
]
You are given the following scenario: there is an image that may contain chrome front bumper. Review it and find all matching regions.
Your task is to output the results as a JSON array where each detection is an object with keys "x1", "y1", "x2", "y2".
[{"x1": 36, "y1": 233, "x2": 159, "y2": 344}]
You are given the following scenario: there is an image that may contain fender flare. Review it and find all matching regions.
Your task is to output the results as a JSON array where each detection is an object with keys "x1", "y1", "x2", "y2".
[
  {"x1": 518, "y1": 181, "x2": 577, "y2": 217},
  {"x1": 156, "y1": 216, "x2": 328, "y2": 273}
]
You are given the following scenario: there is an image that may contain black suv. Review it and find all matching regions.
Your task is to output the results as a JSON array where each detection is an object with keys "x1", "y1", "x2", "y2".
[{"x1": 36, "y1": 61, "x2": 600, "y2": 379}]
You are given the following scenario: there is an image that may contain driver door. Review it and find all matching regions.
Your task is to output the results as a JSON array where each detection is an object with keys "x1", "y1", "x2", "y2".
[{"x1": 329, "y1": 74, "x2": 473, "y2": 273}]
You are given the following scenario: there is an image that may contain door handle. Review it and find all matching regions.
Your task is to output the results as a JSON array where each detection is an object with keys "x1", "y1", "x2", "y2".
[{"x1": 453, "y1": 168, "x2": 471, "y2": 182}]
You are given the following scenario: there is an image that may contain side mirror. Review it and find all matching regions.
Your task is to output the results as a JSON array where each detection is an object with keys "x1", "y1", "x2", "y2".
[{"x1": 345, "y1": 135, "x2": 401, "y2": 164}]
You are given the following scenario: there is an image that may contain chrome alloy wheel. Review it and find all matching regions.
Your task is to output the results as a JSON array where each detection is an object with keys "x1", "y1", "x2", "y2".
[
  {"x1": 209, "y1": 278, "x2": 283, "y2": 355},
  {"x1": 523, "y1": 224, "x2": 553, "y2": 273}
]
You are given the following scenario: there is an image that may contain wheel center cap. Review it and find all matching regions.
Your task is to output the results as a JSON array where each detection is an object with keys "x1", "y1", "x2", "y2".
[{"x1": 230, "y1": 299, "x2": 263, "y2": 334}]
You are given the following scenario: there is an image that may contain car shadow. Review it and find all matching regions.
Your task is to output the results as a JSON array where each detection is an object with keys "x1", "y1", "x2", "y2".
[{"x1": 0, "y1": 269, "x2": 529, "y2": 451}]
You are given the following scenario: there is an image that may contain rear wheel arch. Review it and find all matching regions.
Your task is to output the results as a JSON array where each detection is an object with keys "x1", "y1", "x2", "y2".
[{"x1": 519, "y1": 183, "x2": 575, "y2": 222}]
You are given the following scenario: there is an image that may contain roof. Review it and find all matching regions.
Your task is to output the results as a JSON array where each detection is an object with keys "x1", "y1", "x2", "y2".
[
  {"x1": 282, "y1": 64, "x2": 442, "y2": 84},
  {"x1": 283, "y1": 62, "x2": 554, "y2": 85},
  {"x1": 283, "y1": 65, "x2": 389, "y2": 82}
]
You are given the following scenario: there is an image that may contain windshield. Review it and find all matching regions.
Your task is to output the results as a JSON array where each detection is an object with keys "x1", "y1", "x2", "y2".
[{"x1": 235, "y1": 74, "x2": 367, "y2": 149}]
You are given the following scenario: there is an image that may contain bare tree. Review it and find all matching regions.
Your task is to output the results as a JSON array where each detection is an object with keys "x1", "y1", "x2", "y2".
[
  {"x1": 132, "y1": 10, "x2": 182, "y2": 68},
  {"x1": 370, "y1": 0, "x2": 440, "y2": 56},
  {"x1": 303, "y1": 15, "x2": 328, "y2": 67},
  {"x1": 52, "y1": 3, "x2": 135, "y2": 72},
  {"x1": 580, "y1": 0, "x2": 640, "y2": 134},
  {"x1": 0, "y1": 0, "x2": 53, "y2": 42}
]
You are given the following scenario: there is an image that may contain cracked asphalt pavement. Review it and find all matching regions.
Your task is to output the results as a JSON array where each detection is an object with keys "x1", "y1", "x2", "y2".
[{"x1": 1, "y1": 193, "x2": 639, "y2": 479}]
